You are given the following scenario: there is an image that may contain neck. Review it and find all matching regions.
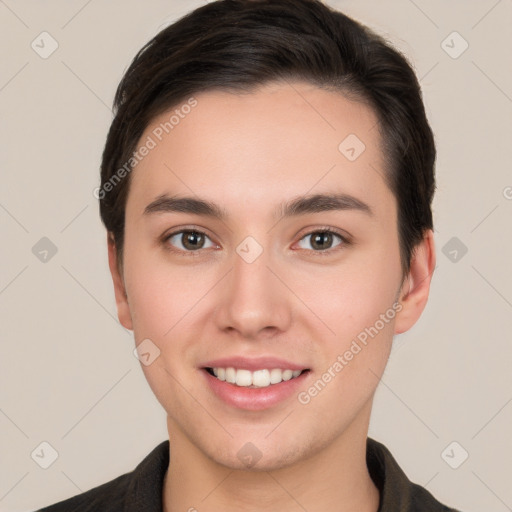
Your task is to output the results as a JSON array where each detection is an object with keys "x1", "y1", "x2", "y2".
[{"x1": 162, "y1": 411, "x2": 380, "y2": 512}]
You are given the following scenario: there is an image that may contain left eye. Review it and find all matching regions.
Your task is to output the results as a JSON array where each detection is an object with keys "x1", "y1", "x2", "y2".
[
  {"x1": 166, "y1": 230, "x2": 216, "y2": 251},
  {"x1": 297, "y1": 230, "x2": 345, "y2": 251}
]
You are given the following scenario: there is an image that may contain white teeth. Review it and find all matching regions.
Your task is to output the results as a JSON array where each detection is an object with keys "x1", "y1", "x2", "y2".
[
  {"x1": 282, "y1": 369, "x2": 293, "y2": 381},
  {"x1": 269, "y1": 368, "x2": 283, "y2": 384},
  {"x1": 225, "y1": 367, "x2": 236, "y2": 384},
  {"x1": 252, "y1": 369, "x2": 270, "y2": 387},
  {"x1": 235, "y1": 369, "x2": 252, "y2": 387},
  {"x1": 210, "y1": 367, "x2": 305, "y2": 388}
]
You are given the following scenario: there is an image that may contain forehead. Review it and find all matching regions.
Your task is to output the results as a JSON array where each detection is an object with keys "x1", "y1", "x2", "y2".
[{"x1": 126, "y1": 80, "x2": 392, "y2": 223}]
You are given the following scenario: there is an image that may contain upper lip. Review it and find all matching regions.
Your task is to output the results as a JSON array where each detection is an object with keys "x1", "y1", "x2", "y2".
[{"x1": 201, "y1": 356, "x2": 309, "y2": 372}]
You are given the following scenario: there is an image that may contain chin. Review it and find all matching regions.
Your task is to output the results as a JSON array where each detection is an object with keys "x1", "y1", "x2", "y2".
[
  {"x1": 201, "y1": 432, "x2": 316, "y2": 473},
  {"x1": 211, "y1": 447, "x2": 303, "y2": 472}
]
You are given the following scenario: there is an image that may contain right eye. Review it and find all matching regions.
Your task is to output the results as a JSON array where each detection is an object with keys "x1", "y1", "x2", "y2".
[{"x1": 164, "y1": 229, "x2": 217, "y2": 253}]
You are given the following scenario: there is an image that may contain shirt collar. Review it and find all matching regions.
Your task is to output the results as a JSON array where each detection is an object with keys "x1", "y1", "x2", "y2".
[{"x1": 125, "y1": 437, "x2": 456, "y2": 512}]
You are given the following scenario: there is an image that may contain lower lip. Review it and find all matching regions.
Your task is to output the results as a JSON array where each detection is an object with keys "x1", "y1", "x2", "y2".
[{"x1": 202, "y1": 369, "x2": 310, "y2": 411}]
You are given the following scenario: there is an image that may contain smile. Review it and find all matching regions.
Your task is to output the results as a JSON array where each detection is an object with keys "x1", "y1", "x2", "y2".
[
  {"x1": 202, "y1": 366, "x2": 311, "y2": 410},
  {"x1": 206, "y1": 367, "x2": 306, "y2": 388}
]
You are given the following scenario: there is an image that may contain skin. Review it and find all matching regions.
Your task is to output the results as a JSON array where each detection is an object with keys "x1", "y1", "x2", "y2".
[{"x1": 107, "y1": 80, "x2": 436, "y2": 512}]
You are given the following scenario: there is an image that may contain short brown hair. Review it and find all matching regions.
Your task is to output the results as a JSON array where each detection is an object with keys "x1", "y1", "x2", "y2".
[{"x1": 99, "y1": 0, "x2": 436, "y2": 277}]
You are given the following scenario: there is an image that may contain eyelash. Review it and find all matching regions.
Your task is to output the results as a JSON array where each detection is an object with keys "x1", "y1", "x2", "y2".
[{"x1": 161, "y1": 226, "x2": 351, "y2": 257}]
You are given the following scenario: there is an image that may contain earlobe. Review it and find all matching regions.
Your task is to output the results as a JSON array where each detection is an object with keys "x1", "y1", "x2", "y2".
[
  {"x1": 107, "y1": 233, "x2": 133, "y2": 331},
  {"x1": 394, "y1": 229, "x2": 436, "y2": 335}
]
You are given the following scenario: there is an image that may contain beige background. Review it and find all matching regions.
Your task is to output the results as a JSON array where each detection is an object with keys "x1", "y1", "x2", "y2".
[{"x1": 1, "y1": 1, "x2": 511, "y2": 511}]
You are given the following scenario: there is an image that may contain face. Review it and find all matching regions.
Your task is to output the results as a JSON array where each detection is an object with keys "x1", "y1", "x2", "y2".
[{"x1": 109, "y1": 80, "x2": 432, "y2": 471}]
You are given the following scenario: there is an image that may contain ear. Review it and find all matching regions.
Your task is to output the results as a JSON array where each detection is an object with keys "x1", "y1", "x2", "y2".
[
  {"x1": 394, "y1": 229, "x2": 436, "y2": 335},
  {"x1": 107, "y1": 232, "x2": 133, "y2": 331}
]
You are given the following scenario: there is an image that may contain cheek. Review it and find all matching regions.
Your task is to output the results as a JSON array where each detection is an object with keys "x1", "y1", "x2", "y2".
[
  {"x1": 296, "y1": 251, "x2": 401, "y2": 343},
  {"x1": 294, "y1": 268, "x2": 399, "y2": 427},
  {"x1": 122, "y1": 239, "x2": 206, "y2": 340},
  {"x1": 296, "y1": 249, "x2": 401, "y2": 412},
  {"x1": 123, "y1": 252, "x2": 209, "y2": 412}
]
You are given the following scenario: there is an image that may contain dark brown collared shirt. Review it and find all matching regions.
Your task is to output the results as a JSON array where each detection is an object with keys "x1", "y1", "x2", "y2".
[{"x1": 37, "y1": 437, "x2": 462, "y2": 511}]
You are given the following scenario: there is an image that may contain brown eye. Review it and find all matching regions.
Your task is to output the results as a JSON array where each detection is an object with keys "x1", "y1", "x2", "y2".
[
  {"x1": 297, "y1": 230, "x2": 346, "y2": 252},
  {"x1": 166, "y1": 230, "x2": 215, "y2": 252}
]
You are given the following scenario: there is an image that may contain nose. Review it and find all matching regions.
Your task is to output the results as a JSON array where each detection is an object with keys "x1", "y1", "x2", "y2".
[{"x1": 214, "y1": 244, "x2": 293, "y2": 340}]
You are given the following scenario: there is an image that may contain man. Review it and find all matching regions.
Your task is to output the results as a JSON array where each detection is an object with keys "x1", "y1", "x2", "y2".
[{"x1": 38, "y1": 0, "x2": 462, "y2": 510}]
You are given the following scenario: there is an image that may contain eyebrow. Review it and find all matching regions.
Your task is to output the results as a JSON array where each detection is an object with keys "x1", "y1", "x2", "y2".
[{"x1": 143, "y1": 192, "x2": 374, "y2": 220}]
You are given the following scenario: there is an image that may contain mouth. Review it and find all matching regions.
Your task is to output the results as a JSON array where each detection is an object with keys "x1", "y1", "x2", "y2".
[
  {"x1": 200, "y1": 356, "x2": 312, "y2": 410},
  {"x1": 204, "y1": 367, "x2": 310, "y2": 388}
]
